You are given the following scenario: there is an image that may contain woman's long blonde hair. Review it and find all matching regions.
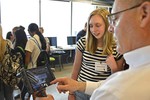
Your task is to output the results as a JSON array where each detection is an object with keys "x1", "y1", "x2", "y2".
[
  {"x1": 86, "y1": 8, "x2": 115, "y2": 55},
  {"x1": 0, "y1": 25, "x2": 7, "y2": 62}
]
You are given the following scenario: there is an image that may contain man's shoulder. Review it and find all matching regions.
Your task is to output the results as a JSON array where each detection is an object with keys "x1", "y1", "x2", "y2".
[
  {"x1": 103, "y1": 66, "x2": 150, "y2": 88},
  {"x1": 96, "y1": 67, "x2": 150, "y2": 99}
]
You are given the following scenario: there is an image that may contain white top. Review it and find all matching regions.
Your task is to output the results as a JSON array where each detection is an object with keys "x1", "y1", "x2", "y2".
[
  {"x1": 25, "y1": 34, "x2": 41, "y2": 69},
  {"x1": 85, "y1": 45, "x2": 150, "y2": 100}
]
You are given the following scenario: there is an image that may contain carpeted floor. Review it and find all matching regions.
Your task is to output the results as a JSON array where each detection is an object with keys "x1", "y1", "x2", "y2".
[{"x1": 53, "y1": 63, "x2": 73, "y2": 78}]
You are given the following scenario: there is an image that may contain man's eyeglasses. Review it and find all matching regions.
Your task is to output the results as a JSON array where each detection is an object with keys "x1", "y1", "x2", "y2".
[{"x1": 107, "y1": 3, "x2": 142, "y2": 26}]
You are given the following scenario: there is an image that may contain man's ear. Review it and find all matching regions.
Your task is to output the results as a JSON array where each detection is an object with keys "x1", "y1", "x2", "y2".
[{"x1": 140, "y1": 2, "x2": 150, "y2": 27}]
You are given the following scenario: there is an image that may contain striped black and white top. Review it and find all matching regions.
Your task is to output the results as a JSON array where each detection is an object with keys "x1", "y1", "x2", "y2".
[{"x1": 77, "y1": 37, "x2": 122, "y2": 82}]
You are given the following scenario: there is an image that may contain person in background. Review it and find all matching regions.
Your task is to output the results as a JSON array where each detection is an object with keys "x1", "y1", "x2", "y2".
[
  {"x1": 12, "y1": 26, "x2": 19, "y2": 35},
  {"x1": 14, "y1": 28, "x2": 28, "y2": 100},
  {"x1": 12, "y1": 26, "x2": 19, "y2": 46},
  {"x1": 25, "y1": 23, "x2": 46, "y2": 69},
  {"x1": 6, "y1": 31, "x2": 14, "y2": 43},
  {"x1": 37, "y1": 0, "x2": 150, "y2": 100},
  {"x1": 39, "y1": 27, "x2": 50, "y2": 53},
  {"x1": 69, "y1": 8, "x2": 125, "y2": 100},
  {"x1": 0, "y1": 25, "x2": 14, "y2": 100},
  {"x1": 25, "y1": 23, "x2": 47, "y2": 100},
  {"x1": 19, "y1": 25, "x2": 25, "y2": 31},
  {"x1": 76, "y1": 22, "x2": 87, "y2": 42}
]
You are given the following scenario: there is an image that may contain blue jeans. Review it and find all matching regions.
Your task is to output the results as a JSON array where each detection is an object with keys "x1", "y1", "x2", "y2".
[
  {"x1": 0, "y1": 80, "x2": 14, "y2": 100},
  {"x1": 75, "y1": 91, "x2": 91, "y2": 100}
]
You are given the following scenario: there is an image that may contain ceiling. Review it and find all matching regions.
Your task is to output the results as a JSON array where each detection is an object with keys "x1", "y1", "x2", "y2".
[
  {"x1": 49, "y1": 0, "x2": 114, "y2": 6},
  {"x1": 92, "y1": 0, "x2": 114, "y2": 6}
]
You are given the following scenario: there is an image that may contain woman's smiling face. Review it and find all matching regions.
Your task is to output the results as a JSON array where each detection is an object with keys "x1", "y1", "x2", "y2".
[{"x1": 89, "y1": 14, "x2": 106, "y2": 40}]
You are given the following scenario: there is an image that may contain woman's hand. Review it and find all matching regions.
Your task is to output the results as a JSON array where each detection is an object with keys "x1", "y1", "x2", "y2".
[{"x1": 106, "y1": 54, "x2": 118, "y2": 73}]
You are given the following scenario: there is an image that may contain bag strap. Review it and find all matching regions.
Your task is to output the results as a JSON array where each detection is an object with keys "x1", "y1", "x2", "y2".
[
  {"x1": 30, "y1": 37, "x2": 42, "y2": 67},
  {"x1": 32, "y1": 37, "x2": 42, "y2": 51},
  {"x1": 17, "y1": 46, "x2": 25, "y2": 53}
]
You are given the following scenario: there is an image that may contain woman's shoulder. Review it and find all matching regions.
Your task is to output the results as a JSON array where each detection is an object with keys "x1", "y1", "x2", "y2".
[
  {"x1": 80, "y1": 36, "x2": 86, "y2": 40},
  {"x1": 76, "y1": 36, "x2": 86, "y2": 52},
  {"x1": 28, "y1": 36, "x2": 38, "y2": 43},
  {"x1": 6, "y1": 39, "x2": 13, "y2": 48},
  {"x1": 78, "y1": 36, "x2": 86, "y2": 44}
]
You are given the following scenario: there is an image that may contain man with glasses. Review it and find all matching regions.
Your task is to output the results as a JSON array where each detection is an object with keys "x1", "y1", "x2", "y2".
[{"x1": 36, "y1": 0, "x2": 150, "y2": 100}]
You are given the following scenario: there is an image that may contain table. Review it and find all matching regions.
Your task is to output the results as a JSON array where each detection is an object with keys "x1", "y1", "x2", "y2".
[{"x1": 50, "y1": 46, "x2": 76, "y2": 70}]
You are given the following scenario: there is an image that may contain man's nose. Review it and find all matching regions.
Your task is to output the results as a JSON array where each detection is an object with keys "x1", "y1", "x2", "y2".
[{"x1": 108, "y1": 25, "x2": 114, "y2": 33}]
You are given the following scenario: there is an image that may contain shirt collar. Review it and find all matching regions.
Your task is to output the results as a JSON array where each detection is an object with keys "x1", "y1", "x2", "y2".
[
  {"x1": 33, "y1": 34, "x2": 39, "y2": 38},
  {"x1": 124, "y1": 45, "x2": 150, "y2": 68}
]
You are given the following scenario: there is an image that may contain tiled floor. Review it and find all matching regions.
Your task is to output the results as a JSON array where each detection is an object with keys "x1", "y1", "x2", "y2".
[{"x1": 13, "y1": 63, "x2": 73, "y2": 100}]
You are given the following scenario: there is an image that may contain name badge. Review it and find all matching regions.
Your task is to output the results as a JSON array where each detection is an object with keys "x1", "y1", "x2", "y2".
[{"x1": 95, "y1": 62, "x2": 107, "y2": 72}]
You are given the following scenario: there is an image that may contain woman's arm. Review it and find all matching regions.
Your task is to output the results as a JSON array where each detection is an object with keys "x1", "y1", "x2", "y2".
[
  {"x1": 71, "y1": 49, "x2": 83, "y2": 80},
  {"x1": 25, "y1": 51, "x2": 31, "y2": 67}
]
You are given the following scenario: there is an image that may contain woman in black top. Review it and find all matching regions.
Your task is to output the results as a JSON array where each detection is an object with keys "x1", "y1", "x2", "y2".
[{"x1": 14, "y1": 28, "x2": 28, "y2": 100}]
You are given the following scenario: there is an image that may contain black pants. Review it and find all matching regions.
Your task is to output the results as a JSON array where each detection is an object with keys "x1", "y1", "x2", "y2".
[
  {"x1": 0, "y1": 80, "x2": 14, "y2": 100},
  {"x1": 17, "y1": 80, "x2": 28, "y2": 100}
]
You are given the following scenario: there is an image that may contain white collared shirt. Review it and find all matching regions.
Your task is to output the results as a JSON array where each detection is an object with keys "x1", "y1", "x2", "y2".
[
  {"x1": 25, "y1": 34, "x2": 41, "y2": 69},
  {"x1": 85, "y1": 45, "x2": 150, "y2": 100}
]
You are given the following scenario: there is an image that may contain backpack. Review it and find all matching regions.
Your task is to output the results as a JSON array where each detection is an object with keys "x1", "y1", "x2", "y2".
[
  {"x1": 32, "y1": 38, "x2": 49, "y2": 67},
  {"x1": 0, "y1": 44, "x2": 24, "y2": 87},
  {"x1": 37, "y1": 50, "x2": 48, "y2": 66}
]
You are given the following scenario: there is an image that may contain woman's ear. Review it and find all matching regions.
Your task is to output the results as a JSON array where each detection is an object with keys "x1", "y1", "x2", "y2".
[{"x1": 140, "y1": 2, "x2": 150, "y2": 27}]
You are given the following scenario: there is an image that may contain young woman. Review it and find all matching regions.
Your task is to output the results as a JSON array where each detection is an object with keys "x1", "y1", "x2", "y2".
[
  {"x1": 14, "y1": 28, "x2": 28, "y2": 100},
  {"x1": 69, "y1": 8, "x2": 125, "y2": 100},
  {"x1": 39, "y1": 27, "x2": 50, "y2": 53},
  {"x1": 25, "y1": 23, "x2": 46, "y2": 69},
  {"x1": 6, "y1": 31, "x2": 14, "y2": 43},
  {"x1": 0, "y1": 25, "x2": 14, "y2": 100},
  {"x1": 25, "y1": 23, "x2": 47, "y2": 100}
]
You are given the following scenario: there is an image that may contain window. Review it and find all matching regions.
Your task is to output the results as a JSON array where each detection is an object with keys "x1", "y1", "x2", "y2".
[
  {"x1": 1, "y1": 0, "x2": 39, "y2": 36},
  {"x1": 1, "y1": 0, "x2": 96, "y2": 47},
  {"x1": 41, "y1": 1, "x2": 71, "y2": 47},
  {"x1": 72, "y1": 2, "x2": 95, "y2": 36}
]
